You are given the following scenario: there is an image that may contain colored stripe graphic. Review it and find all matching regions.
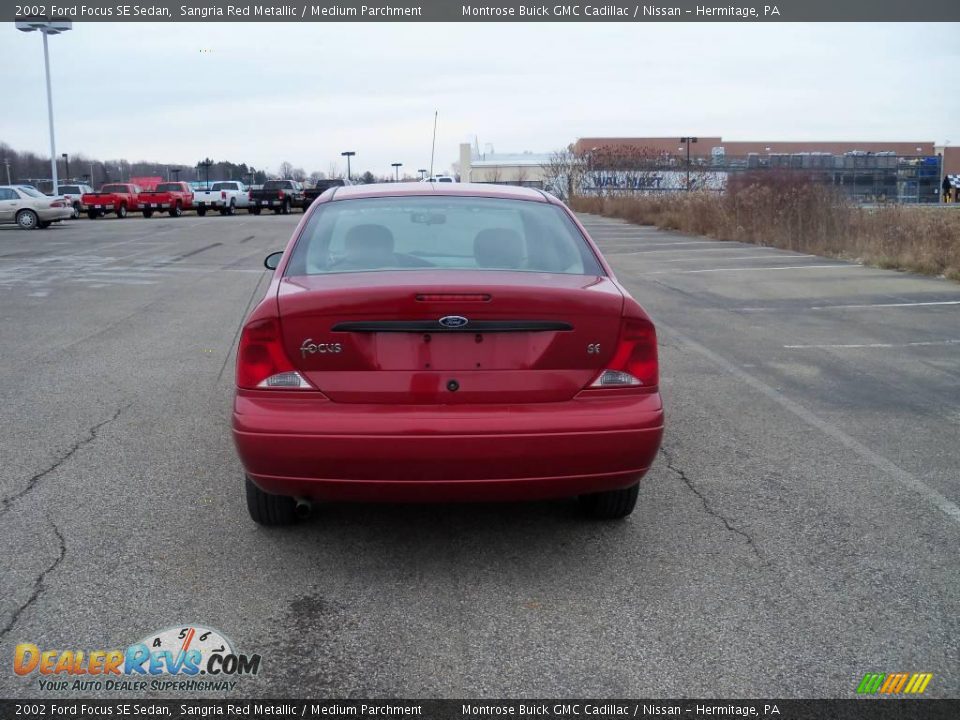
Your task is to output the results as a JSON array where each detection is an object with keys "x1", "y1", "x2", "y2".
[
  {"x1": 857, "y1": 673, "x2": 885, "y2": 694},
  {"x1": 857, "y1": 672, "x2": 932, "y2": 694}
]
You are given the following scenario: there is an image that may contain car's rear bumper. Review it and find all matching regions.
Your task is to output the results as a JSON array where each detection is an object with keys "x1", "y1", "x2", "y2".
[
  {"x1": 233, "y1": 390, "x2": 664, "y2": 502},
  {"x1": 38, "y1": 207, "x2": 74, "y2": 221}
]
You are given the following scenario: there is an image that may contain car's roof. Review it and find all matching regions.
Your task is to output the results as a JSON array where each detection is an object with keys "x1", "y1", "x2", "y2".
[{"x1": 330, "y1": 181, "x2": 551, "y2": 203}]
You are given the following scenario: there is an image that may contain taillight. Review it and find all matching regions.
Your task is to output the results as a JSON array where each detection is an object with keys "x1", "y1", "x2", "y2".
[
  {"x1": 248, "y1": 191, "x2": 252, "y2": 200},
  {"x1": 277, "y1": 190, "x2": 285, "y2": 199},
  {"x1": 589, "y1": 317, "x2": 658, "y2": 389},
  {"x1": 236, "y1": 317, "x2": 313, "y2": 390},
  {"x1": 221, "y1": 191, "x2": 227, "y2": 199},
  {"x1": 50, "y1": 201, "x2": 64, "y2": 208}
]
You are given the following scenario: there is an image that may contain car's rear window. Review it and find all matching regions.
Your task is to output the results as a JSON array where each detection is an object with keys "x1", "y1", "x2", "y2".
[
  {"x1": 285, "y1": 196, "x2": 603, "y2": 276},
  {"x1": 101, "y1": 185, "x2": 129, "y2": 193},
  {"x1": 155, "y1": 183, "x2": 182, "y2": 192},
  {"x1": 60, "y1": 186, "x2": 81, "y2": 194},
  {"x1": 263, "y1": 180, "x2": 290, "y2": 189},
  {"x1": 212, "y1": 182, "x2": 236, "y2": 191}
]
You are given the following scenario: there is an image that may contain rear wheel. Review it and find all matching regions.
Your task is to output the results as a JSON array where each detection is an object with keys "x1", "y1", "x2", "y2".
[
  {"x1": 86, "y1": 210, "x2": 100, "y2": 219},
  {"x1": 197, "y1": 206, "x2": 207, "y2": 217},
  {"x1": 280, "y1": 199, "x2": 291, "y2": 214},
  {"x1": 16, "y1": 209, "x2": 39, "y2": 230},
  {"x1": 251, "y1": 206, "x2": 261, "y2": 215},
  {"x1": 142, "y1": 208, "x2": 153, "y2": 219},
  {"x1": 169, "y1": 201, "x2": 182, "y2": 218},
  {"x1": 116, "y1": 203, "x2": 128, "y2": 219},
  {"x1": 227, "y1": 199, "x2": 236, "y2": 215},
  {"x1": 72, "y1": 202, "x2": 81, "y2": 219},
  {"x1": 38, "y1": 221, "x2": 52, "y2": 229},
  {"x1": 245, "y1": 476, "x2": 298, "y2": 526},
  {"x1": 579, "y1": 482, "x2": 639, "y2": 520}
]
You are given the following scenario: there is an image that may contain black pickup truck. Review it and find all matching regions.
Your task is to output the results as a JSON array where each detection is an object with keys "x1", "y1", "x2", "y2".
[
  {"x1": 302, "y1": 179, "x2": 347, "y2": 212},
  {"x1": 249, "y1": 179, "x2": 305, "y2": 215}
]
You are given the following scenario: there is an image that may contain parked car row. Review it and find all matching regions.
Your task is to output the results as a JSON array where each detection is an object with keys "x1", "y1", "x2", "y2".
[{"x1": 3, "y1": 178, "x2": 351, "y2": 229}]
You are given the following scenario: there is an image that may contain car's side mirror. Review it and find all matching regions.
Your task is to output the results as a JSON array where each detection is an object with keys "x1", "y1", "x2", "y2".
[{"x1": 264, "y1": 251, "x2": 283, "y2": 271}]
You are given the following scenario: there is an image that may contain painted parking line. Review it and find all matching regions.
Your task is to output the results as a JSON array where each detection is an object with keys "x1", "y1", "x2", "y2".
[
  {"x1": 785, "y1": 339, "x2": 960, "y2": 349},
  {"x1": 652, "y1": 254, "x2": 817, "y2": 264},
  {"x1": 811, "y1": 300, "x2": 960, "y2": 310},
  {"x1": 639, "y1": 264, "x2": 853, "y2": 275},
  {"x1": 612, "y1": 245, "x2": 800, "y2": 255}
]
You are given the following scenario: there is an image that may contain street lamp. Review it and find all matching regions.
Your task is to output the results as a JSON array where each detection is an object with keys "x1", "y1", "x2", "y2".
[
  {"x1": 341, "y1": 151, "x2": 356, "y2": 181},
  {"x1": 391, "y1": 163, "x2": 402, "y2": 182},
  {"x1": 198, "y1": 158, "x2": 214, "y2": 188},
  {"x1": 62, "y1": 153, "x2": 69, "y2": 181},
  {"x1": 171, "y1": 168, "x2": 182, "y2": 181},
  {"x1": 680, "y1": 137, "x2": 698, "y2": 191},
  {"x1": 16, "y1": 21, "x2": 72, "y2": 196},
  {"x1": 418, "y1": 168, "x2": 427, "y2": 180}
]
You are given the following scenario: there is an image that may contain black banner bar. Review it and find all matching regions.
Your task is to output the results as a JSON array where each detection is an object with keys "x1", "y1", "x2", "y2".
[
  {"x1": 6, "y1": 0, "x2": 960, "y2": 23},
  {"x1": 1, "y1": 700, "x2": 959, "y2": 720}
]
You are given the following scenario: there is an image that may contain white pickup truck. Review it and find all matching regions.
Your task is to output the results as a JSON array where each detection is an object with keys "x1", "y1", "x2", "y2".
[{"x1": 193, "y1": 181, "x2": 251, "y2": 216}]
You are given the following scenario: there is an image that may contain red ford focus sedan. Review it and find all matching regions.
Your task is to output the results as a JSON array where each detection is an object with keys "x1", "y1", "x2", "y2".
[{"x1": 233, "y1": 183, "x2": 663, "y2": 525}]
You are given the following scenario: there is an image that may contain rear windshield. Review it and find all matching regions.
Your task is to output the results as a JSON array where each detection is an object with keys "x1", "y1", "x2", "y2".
[
  {"x1": 101, "y1": 185, "x2": 129, "y2": 193},
  {"x1": 212, "y1": 182, "x2": 237, "y2": 191},
  {"x1": 264, "y1": 180, "x2": 291, "y2": 189},
  {"x1": 155, "y1": 183, "x2": 182, "y2": 192},
  {"x1": 60, "y1": 185, "x2": 81, "y2": 194},
  {"x1": 18, "y1": 186, "x2": 45, "y2": 198},
  {"x1": 285, "y1": 196, "x2": 603, "y2": 276}
]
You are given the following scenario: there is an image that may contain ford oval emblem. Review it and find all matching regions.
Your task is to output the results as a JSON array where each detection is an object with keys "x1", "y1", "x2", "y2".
[{"x1": 439, "y1": 315, "x2": 469, "y2": 328}]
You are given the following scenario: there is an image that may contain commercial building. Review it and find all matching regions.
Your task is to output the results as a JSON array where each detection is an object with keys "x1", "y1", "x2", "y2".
[{"x1": 459, "y1": 137, "x2": 956, "y2": 204}]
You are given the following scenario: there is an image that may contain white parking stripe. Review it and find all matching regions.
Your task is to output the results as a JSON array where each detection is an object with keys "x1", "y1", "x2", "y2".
[
  {"x1": 641, "y1": 264, "x2": 852, "y2": 275},
  {"x1": 615, "y1": 246, "x2": 799, "y2": 255},
  {"x1": 811, "y1": 300, "x2": 960, "y2": 310},
  {"x1": 785, "y1": 339, "x2": 960, "y2": 349},
  {"x1": 655, "y1": 254, "x2": 816, "y2": 263}
]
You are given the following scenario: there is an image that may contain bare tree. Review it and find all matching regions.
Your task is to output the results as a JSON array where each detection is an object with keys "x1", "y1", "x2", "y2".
[
  {"x1": 542, "y1": 147, "x2": 586, "y2": 200},
  {"x1": 278, "y1": 160, "x2": 294, "y2": 179},
  {"x1": 327, "y1": 162, "x2": 342, "y2": 179}
]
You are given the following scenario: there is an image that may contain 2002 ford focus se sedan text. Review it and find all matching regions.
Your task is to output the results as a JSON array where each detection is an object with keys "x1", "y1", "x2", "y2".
[{"x1": 232, "y1": 183, "x2": 664, "y2": 525}]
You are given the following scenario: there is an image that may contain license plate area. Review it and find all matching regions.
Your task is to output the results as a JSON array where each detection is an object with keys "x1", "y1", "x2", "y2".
[{"x1": 372, "y1": 332, "x2": 549, "y2": 371}]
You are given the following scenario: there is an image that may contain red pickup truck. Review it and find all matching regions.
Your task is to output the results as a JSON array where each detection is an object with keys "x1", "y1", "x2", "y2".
[
  {"x1": 138, "y1": 182, "x2": 194, "y2": 218},
  {"x1": 81, "y1": 183, "x2": 142, "y2": 219}
]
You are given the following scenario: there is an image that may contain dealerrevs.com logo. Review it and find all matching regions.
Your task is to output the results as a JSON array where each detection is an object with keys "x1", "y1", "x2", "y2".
[{"x1": 14, "y1": 625, "x2": 261, "y2": 692}]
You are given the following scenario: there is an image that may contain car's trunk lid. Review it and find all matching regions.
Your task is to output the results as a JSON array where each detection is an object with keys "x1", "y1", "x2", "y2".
[{"x1": 276, "y1": 270, "x2": 624, "y2": 404}]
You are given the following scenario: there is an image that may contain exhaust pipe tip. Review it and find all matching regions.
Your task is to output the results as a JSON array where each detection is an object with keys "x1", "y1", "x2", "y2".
[{"x1": 294, "y1": 497, "x2": 313, "y2": 520}]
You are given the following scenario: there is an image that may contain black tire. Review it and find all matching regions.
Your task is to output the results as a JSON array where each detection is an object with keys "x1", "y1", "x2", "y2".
[
  {"x1": 72, "y1": 202, "x2": 81, "y2": 219},
  {"x1": 245, "y1": 476, "x2": 298, "y2": 526},
  {"x1": 227, "y1": 199, "x2": 236, "y2": 215},
  {"x1": 251, "y1": 206, "x2": 261, "y2": 215},
  {"x1": 169, "y1": 202, "x2": 182, "y2": 218},
  {"x1": 197, "y1": 206, "x2": 207, "y2": 217},
  {"x1": 579, "y1": 482, "x2": 640, "y2": 520},
  {"x1": 38, "y1": 221, "x2": 52, "y2": 229},
  {"x1": 142, "y1": 208, "x2": 153, "y2": 219},
  {"x1": 117, "y1": 204, "x2": 127, "y2": 219},
  {"x1": 86, "y1": 210, "x2": 100, "y2": 220},
  {"x1": 16, "y1": 209, "x2": 39, "y2": 230},
  {"x1": 281, "y1": 199, "x2": 291, "y2": 215}
]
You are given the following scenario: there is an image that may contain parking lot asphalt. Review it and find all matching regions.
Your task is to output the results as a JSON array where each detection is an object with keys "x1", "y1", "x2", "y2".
[{"x1": 0, "y1": 212, "x2": 957, "y2": 698}]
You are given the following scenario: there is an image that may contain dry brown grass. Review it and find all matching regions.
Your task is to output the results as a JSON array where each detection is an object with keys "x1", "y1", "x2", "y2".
[{"x1": 571, "y1": 184, "x2": 960, "y2": 281}]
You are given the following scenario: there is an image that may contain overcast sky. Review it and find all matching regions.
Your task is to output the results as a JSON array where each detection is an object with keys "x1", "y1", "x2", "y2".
[{"x1": 1, "y1": 22, "x2": 957, "y2": 177}]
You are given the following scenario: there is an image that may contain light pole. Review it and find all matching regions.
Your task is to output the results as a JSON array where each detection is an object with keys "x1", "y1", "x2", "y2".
[
  {"x1": 418, "y1": 168, "x2": 427, "y2": 180},
  {"x1": 171, "y1": 168, "x2": 182, "y2": 182},
  {"x1": 62, "y1": 153, "x2": 69, "y2": 182},
  {"x1": 341, "y1": 151, "x2": 356, "y2": 181},
  {"x1": 680, "y1": 137, "x2": 697, "y2": 191},
  {"x1": 198, "y1": 158, "x2": 214, "y2": 188},
  {"x1": 16, "y1": 21, "x2": 72, "y2": 196},
  {"x1": 3, "y1": 159, "x2": 11, "y2": 185},
  {"x1": 391, "y1": 163, "x2": 402, "y2": 182}
]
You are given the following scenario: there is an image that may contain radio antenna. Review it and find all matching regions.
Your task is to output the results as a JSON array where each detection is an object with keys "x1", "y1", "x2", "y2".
[{"x1": 429, "y1": 111, "x2": 438, "y2": 178}]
